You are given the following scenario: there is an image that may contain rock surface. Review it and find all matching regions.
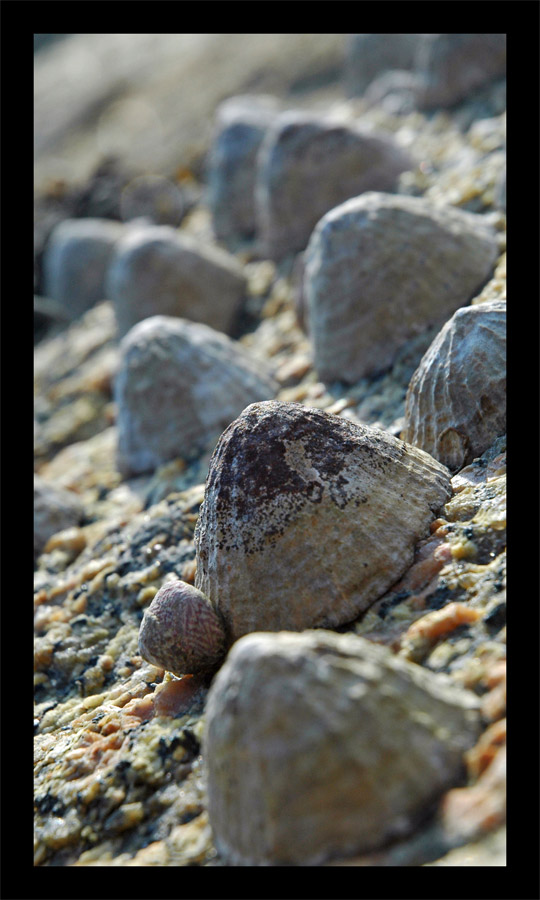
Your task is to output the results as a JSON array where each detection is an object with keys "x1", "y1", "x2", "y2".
[
  {"x1": 256, "y1": 111, "x2": 414, "y2": 260},
  {"x1": 417, "y1": 34, "x2": 506, "y2": 110},
  {"x1": 345, "y1": 33, "x2": 424, "y2": 97},
  {"x1": 34, "y1": 474, "x2": 84, "y2": 560},
  {"x1": 195, "y1": 401, "x2": 451, "y2": 641},
  {"x1": 115, "y1": 316, "x2": 277, "y2": 476},
  {"x1": 304, "y1": 191, "x2": 499, "y2": 383},
  {"x1": 43, "y1": 217, "x2": 125, "y2": 317},
  {"x1": 204, "y1": 629, "x2": 481, "y2": 865},
  {"x1": 403, "y1": 300, "x2": 506, "y2": 471},
  {"x1": 107, "y1": 224, "x2": 248, "y2": 339}
]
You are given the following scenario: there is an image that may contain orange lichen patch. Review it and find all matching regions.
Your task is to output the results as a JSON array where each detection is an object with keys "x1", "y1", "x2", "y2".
[
  {"x1": 399, "y1": 602, "x2": 482, "y2": 661},
  {"x1": 429, "y1": 517, "x2": 450, "y2": 535},
  {"x1": 120, "y1": 694, "x2": 155, "y2": 723},
  {"x1": 439, "y1": 746, "x2": 506, "y2": 843},
  {"x1": 43, "y1": 526, "x2": 87, "y2": 555},
  {"x1": 63, "y1": 729, "x2": 125, "y2": 777},
  {"x1": 153, "y1": 676, "x2": 205, "y2": 718},
  {"x1": 481, "y1": 676, "x2": 506, "y2": 722},
  {"x1": 465, "y1": 719, "x2": 506, "y2": 779}
]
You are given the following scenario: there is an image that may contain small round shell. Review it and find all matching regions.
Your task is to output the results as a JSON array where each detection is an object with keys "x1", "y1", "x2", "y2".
[
  {"x1": 138, "y1": 580, "x2": 226, "y2": 677},
  {"x1": 403, "y1": 300, "x2": 506, "y2": 472}
]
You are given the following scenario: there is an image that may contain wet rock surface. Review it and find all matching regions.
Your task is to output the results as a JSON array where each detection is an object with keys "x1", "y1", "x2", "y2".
[{"x1": 34, "y1": 34, "x2": 506, "y2": 868}]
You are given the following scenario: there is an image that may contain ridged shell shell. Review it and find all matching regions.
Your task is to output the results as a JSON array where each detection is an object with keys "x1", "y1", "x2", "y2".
[
  {"x1": 204, "y1": 630, "x2": 481, "y2": 865},
  {"x1": 115, "y1": 316, "x2": 277, "y2": 476},
  {"x1": 304, "y1": 191, "x2": 499, "y2": 383},
  {"x1": 255, "y1": 112, "x2": 414, "y2": 260},
  {"x1": 106, "y1": 224, "x2": 247, "y2": 338},
  {"x1": 194, "y1": 401, "x2": 451, "y2": 640},
  {"x1": 138, "y1": 580, "x2": 226, "y2": 676},
  {"x1": 403, "y1": 300, "x2": 506, "y2": 472}
]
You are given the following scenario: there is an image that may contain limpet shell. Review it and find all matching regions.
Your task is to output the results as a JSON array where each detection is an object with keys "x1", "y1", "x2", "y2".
[
  {"x1": 403, "y1": 299, "x2": 506, "y2": 472},
  {"x1": 195, "y1": 400, "x2": 451, "y2": 641},
  {"x1": 204, "y1": 629, "x2": 481, "y2": 865}
]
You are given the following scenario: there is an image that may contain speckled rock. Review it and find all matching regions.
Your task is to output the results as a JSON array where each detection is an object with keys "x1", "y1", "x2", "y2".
[
  {"x1": 403, "y1": 300, "x2": 506, "y2": 472},
  {"x1": 206, "y1": 94, "x2": 280, "y2": 246},
  {"x1": 115, "y1": 316, "x2": 277, "y2": 476},
  {"x1": 304, "y1": 191, "x2": 499, "y2": 383},
  {"x1": 416, "y1": 34, "x2": 506, "y2": 110},
  {"x1": 43, "y1": 217, "x2": 125, "y2": 317},
  {"x1": 106, "y1": 224, "x2": 247, "y2": 339},
  {"x1": 204, "y1": 629, "x2": 481, "y2": 865},
  {"x1": 34, "y1": 474, "x2": 84, "y2": 560},
  {"x1": 138, "y1": 580, "x2": 226, "y2": 676},
  {"x1": 345, "y1": 33, "x2": 424, "y2": 97},
  {"x1": 255, "y1": 111, "x2": 414, "y2": 260},
  {"x1": 195, "y1": 401, "x2": 451, "y2": 641}
]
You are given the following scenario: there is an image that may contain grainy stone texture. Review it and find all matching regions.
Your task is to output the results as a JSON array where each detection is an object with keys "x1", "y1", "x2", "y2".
[
  {"x1": 43, "y1": 217, "x2": 125, "y2": 317},
  {"x1": 206, "y1": 95, "x2": 280, "y2": 247},
  {"x1": 255, "y1": 111, "x2": 414, "y2": 260},
  {"x1": 204, "y1": 630, "x2": 481, "y2": 865},
  {"x1": 34, "y1": 474, "x2": 84, "y2": 560},
  {"x1": 139, "y1": 580, "x2": 226, "y2": 676},
  {"x1": 416, "y1": 34, "x2": 506, "y2": 110},
  {"x1": 195, "y1": 401, "x2": 451, "y2": 642},
  {"x1": 115, "y1": 316, "x2": 277, "y2": 476},
  {"x1": 107, "y1": 224, "x2": 248, "y2": 339},
  {"x1": 304, "y1": 191, "x2": 499, "y2": 383},
  {"x1": 403, "y1": 300, "x2": 506, "y2": 472}
]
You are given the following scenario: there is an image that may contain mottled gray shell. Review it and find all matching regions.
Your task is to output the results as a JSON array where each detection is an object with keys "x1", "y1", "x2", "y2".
[
  {"x1": 138, "y1": 580, "x2": 225, "y2": 676},
  {"x1": 304, "y1": 191, "x2": 499, "y2": 383},
  {"x1": 115, "y1": 316, "x2": 277, "y2": 476},
  {"x1": 204, "y1": 630, "x2": 481, "y2": 865},
  {"x1": 106, "y1": 224, "x2": 247, "y2": 338},
  {"x1": 403, "y1": 300, "x2": 506, "y2": 472},
  {"x1": 255, "y1": 111, "x2": 414, "y2": 260},
  {"x1": 195, "y1": 401, "x2": 451, "y2": 641}
]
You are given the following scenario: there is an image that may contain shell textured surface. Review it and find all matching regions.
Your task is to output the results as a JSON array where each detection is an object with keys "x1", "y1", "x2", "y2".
[
  {"x1": 304, "y1": 191, "x2": 499, "y2": 383},
  {"x1": 115, "y1": 316, "x2": 277, "y2": 476},
  {"x1": 403, "y1": 299, "x2": 506, "y2": 471},
  {"x1": 204, "y1": 629, "x2": 481, "y2": 865},
  {"x1": 195, "y1": 400, "x2": 451, "y2": 641}
]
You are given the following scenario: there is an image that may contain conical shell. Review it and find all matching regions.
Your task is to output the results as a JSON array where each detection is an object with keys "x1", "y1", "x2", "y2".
[
  {"x1": 403, "y1": 300, "x2": 506, "y2": 472},
  {"x1": 115, "y1": 316, "x2": 277, "y2": 476},
  {"x1": 304, "y1": 191, "x2": 499, "y2": 382},
  {"x1": 194, "y1": 401, "x2": 451, "y2": 640},
  {"x1": 138, "y1": 580, "x2": 226, "y2": 676},
  {"x1": 204, "y1": 630, "x2": 481, "y2": 865}
]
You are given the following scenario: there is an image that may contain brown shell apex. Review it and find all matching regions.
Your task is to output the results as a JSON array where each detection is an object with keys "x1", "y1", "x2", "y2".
[{"x1": 195, "y1": 401, "x2": 451, "y2": 641}]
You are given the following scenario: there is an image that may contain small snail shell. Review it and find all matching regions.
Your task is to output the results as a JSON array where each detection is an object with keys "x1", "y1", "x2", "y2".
[{"x1": 138, "y1": 580, "x2": 226, "y2": 677}]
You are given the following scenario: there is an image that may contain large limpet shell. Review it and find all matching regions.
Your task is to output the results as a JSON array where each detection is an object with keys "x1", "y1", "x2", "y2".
[
  {"x1": 195, "y1": 400, "x2": 451, "y2": 641},
  {"x1": 204, "y1": 629, "x2": 481, "y2": 865},
  {"x1": 403, "y1": 300, "x2": 506, "y2": 472}
]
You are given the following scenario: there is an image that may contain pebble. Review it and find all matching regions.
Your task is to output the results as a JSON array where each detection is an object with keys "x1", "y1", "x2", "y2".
[
  {"x1": 34, "y1": 475, "x2": 84, "y2": 560},
  {"x1": 403, "y1": 300, "x2": 506, "y2": 472},
  {"x1": 206, "y1": 94, "x2": 280, "y2": 247},
  {"x1": 255, "y1": 110, "x2": 414, "y2": 260},
  {"x1": 43, "y1": 217, "x2": 125, "y2": 317},
  {"x1": 417, "y1": 34, "x2": 506, "y2": 110},
  {"x1": 114, "y1": 316, "x2": 277, "y2": 476},
  {"x1": 303, "y1": 191, "x2": 499, "y2": 383},
  {"x1": 195, "y1": 400, "x2": 451, "y2": 642},
  {"x1": 345, "y1": 33, "x2": 422, "y2": 97},
  {"x1": 106, "y1": 223, "x2": 247, "y2": 338},
  {"x1": 204, "y1": 630, "x2": 481, "y2": 865}
]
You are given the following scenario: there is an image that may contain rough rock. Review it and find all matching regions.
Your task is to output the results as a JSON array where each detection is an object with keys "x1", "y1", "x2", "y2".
[
  {"x1": 34, "y1": 474, "x2": 84, "y2": 560},
  {"x1": 42, "y1": 217, "x2": 125, "y2": 317},
  {"x1": 204, "y1": 629, "x2": 481, "y2": 865},
  {"x1": 106, "y1": 224, "x2": 247, "y2": 339},
  {"x1": 114, "y1": 316, "x2": 277, "y2": 476},
  {"x1": 416, "y1": 34, "x2": 506, "y2": 110},
  {"x1": 255, "y1": 111, "x2": 414, "y2": 260},
  {"x1": 206, "y1": 94, "x2": 280, "y2": 247},
  {"x1": 303, "y1": 191, "x2": 499, "y2": 383},
  {"x1": 194, "y1": 400, "x2": 451, "y2": 642},
  {"x1": 403, "y1": 300, "x2": 506, "y2": 472}
]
